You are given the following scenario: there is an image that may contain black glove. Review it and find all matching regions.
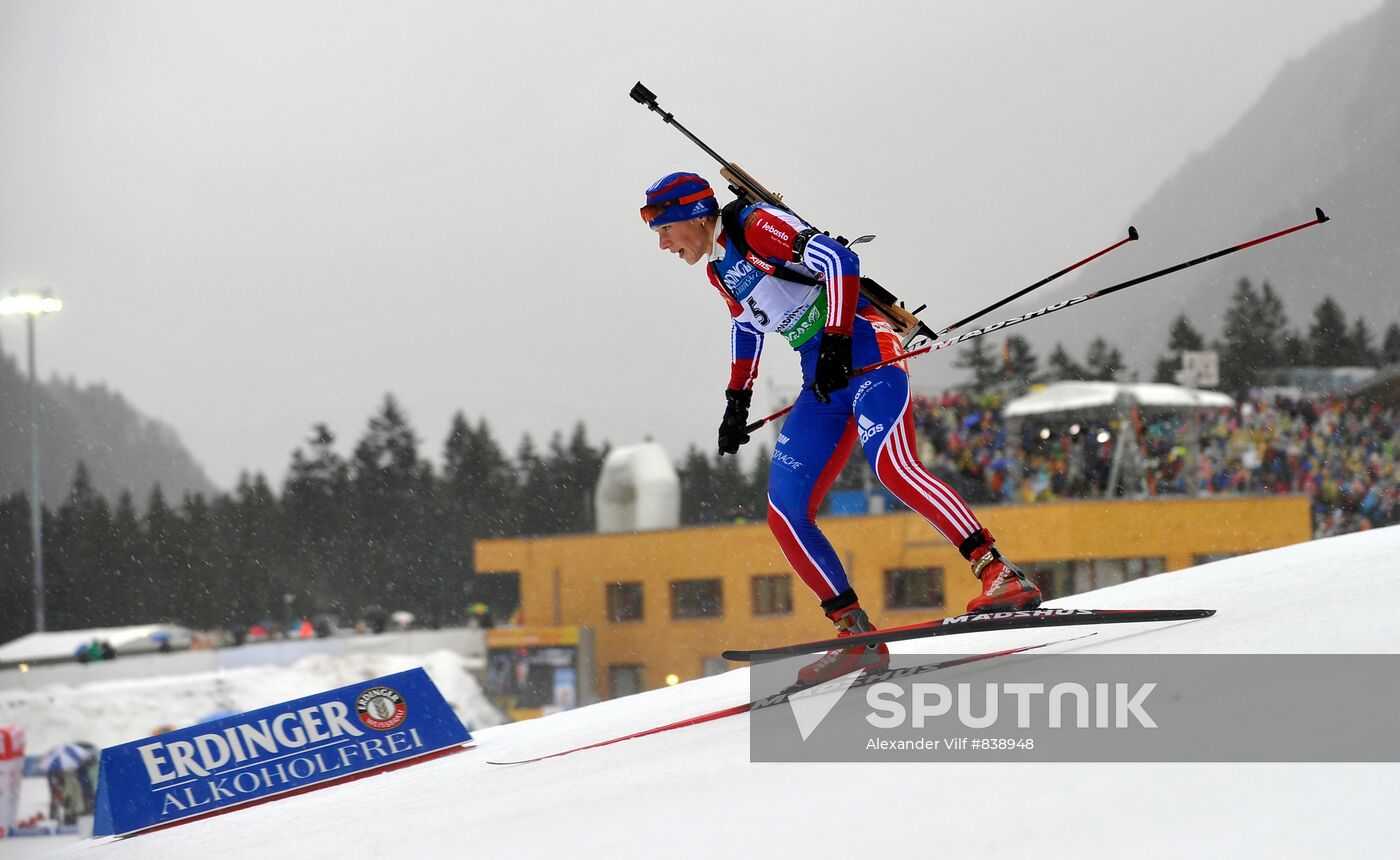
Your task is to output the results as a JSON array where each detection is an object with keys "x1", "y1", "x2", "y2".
[
  {"x1": 812, "y1": 332, "x2": 852, "y2": 403},
  {"x1": 717, "y1": 389, "x2": 752, "y2": 456}
]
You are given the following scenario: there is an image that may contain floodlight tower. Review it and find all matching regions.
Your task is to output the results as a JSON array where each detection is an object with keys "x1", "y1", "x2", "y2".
[{"x1": 0, "y1": 291, "x2": 63, "y2": 632}]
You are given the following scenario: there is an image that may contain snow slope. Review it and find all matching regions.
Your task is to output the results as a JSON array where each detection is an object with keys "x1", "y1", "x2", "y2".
[{"x1": 53, "y1": 527, "x2": 1400, "y2": 860}]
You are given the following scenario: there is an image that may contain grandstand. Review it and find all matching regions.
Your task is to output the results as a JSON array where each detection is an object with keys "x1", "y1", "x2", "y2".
[{"x1": 910, "y1": 379, "x2": 1398, "y2": 538}]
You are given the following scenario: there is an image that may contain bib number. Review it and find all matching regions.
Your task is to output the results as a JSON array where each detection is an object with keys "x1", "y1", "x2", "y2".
[{"x1": 746, "y1": 297, "x2": 770, "y2": 326}]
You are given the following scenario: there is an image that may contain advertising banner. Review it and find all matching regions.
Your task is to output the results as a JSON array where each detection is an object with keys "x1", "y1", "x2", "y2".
[
  {"x1": 0, "y1": 725, "x2": 23, "y2": 832},
  {"x1": 486, "y1": 626, "x2": 582, "y2": 720},
  {"x1": 93, "y1": 667, "x2": 470, "y2": 837}
]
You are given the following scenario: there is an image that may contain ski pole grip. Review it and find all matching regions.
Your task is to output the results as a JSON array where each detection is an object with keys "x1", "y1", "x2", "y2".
[{"x1": 630, "y1": 82, "x2": 658, "y2": 106}]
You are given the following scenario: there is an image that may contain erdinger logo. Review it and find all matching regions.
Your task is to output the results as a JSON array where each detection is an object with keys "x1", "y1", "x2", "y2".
[{"x1": 356, "y1": 686, "x2": 407, "y2": 731}]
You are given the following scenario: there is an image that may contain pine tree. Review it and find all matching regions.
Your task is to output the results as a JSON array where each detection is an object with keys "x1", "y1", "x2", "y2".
[
  {"x1": 1280, "y1": 331, "x2": 1309, "y2": 367},
  {"x1": 1002, "y1": 336, "x2": 1040, "y2": 385},
  {"x1": 568, "y1": 423, "x2": 609, "y2": 531},
  {"x1": 47, "y1": 463, "x2": 112, "y2": 629},
  {"x1": 1259, "y1": 282, "x2": 1289, "y2": 345},
  {"x1": 141, "y1": 486, "x2": 182, "y2": 624},
  {"x1": 440, "y1": 415, "x2": 521, "y2": 625},
  {"x1": 677, "y1": 445, "x2": 718, "y2": 525},
  {"x1": 0, "y1": 492, "x2": 34, "y2": 642},
  {"x1": 546, "y1": 423, "x2": 609, "y2": 534},
  {"x1": 350, "y1": 396, "x2": 435, "y2": 624},
  {"x1": 1153, "y1": 313, "x2": 1206, "y2": 382},
  {"x1": 108, "y1": 492, "x2": 142, "y2": 629},
  {"x1": 1168, "y1": 313, "x2": 1206, "y2": 353},
  {"x1": 1220, "y1": 278, "x2": 1286, "y2": 390},
  {"x1": 1307, "y1": 297, "x2": 1351, "y2": 366},
  {"x1": 1383, "y1": 322, "x2": 1400, "y2": 366},
  {"x1": 746, "y1": 444, "x2": 772, "y2": 521},
  {"x1": 676, "y1": 443, "x2": 763, "y2": 524},
  {"x1": 227, "y1": 474, "x2": 284, "y2": 630},
  {"x1": 513, "y1": 434, "x2": 555, "y2": 536},
  {"x1": 442, "y1": 415, "x2": 516, "y2": 539},
  {"x1": 180, "y1": 492, "x2": 220, "y2": 628},
  {"x1": 710, "y1": 449, "x2": 755, "y2": 521},
  {"x1": 284, "y1": 424, "x2": 350, "y2": 619},
  {"x1": 1349, "y1": 317, "x2": 1378, "y2": 367},
  {"x1": 1047, "y1": 343, "x2": 1087, "y2": 381},
  {"x1": 1085, "y1": 338, "x2": 1125, "y2": 381},
  {"x1": 954, "y1": 338, "x2": 999, "y2": 389}
]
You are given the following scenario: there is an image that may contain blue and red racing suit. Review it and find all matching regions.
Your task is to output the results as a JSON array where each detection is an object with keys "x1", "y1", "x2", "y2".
[{"x1": 708, "y1": 203, "x2": 986, "y2": 606}]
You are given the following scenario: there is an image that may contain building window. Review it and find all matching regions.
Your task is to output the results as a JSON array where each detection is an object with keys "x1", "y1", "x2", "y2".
[
  {"x1": 885, "y1": 567, "x2": 943, "y2": 609},
  {"x1": 606, "y1": 582, "x2": 643, "y2": 622},
  {"x1": 1026, "y1": 561, "x2": 1069, "y2": 601},
  {"x1": 609, "y1": 665, "x2": 644, "y2": 698},
  {"x1": 751, "y1": 574, "x2": 793, "y2": 616},
  {"x1": 1191, "y1": 553, "x2": 1240, "y2": 567},
  {"x1": 473, "y1": 570, "x2": 521, "y2": 623},
  {"x1": 1026, "y1": 558, "x2": 1166, "y2": 601},
  {"x1": 671, "y1": 579, "x2": 723, "y2": 619},
  {"x1": 702, "y1": 657, "x2": 729, "y2": 677}
]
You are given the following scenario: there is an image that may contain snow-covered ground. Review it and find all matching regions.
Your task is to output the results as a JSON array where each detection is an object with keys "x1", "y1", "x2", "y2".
[
  {"x1": 0, "y1": 650, "x2": 501, "y2": 858},
  {"x1": 0, "y1": 649, "x2": 502, "y2": 754},
  {"x1": 29, "y1": 527, "x2": 1400, "y2": 858}
]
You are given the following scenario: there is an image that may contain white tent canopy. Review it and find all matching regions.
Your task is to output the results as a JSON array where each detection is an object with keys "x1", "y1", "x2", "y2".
[
  {"x1": 1004, "y1": 381, "x2": 1235, "y2": 418},
  {"x1": 0, "y1": 623, "x2": 196, "y2": 667}
]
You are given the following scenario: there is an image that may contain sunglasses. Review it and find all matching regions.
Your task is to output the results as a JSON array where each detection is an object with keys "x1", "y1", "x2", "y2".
[{"x1": 640, "y1": 188, "x2": 714, "y2": 224}]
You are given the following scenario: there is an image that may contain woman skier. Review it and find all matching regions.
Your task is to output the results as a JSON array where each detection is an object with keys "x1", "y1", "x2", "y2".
[{"x1": 642, "y1": 171, "x2": 1041, "y2": 684}]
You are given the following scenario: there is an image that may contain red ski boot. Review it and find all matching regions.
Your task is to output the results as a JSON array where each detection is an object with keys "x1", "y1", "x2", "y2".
[
  {"x1": 963, "y1": 528, "x2": 1042, "y2": 614},
  {"x1": 796, "y1": 603, "x2": 890, "y2": 687}
]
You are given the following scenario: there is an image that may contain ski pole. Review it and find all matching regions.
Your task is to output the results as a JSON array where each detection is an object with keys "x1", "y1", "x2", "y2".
[
  {"x1": 741, "y1": 225, "x2": 1143, "y2": 432},
  {"x1": 743, "y1": 208, "x2": 1329, "y2": 433},
  {"x1": 935, "y1": 225, "x2": 1138, "y2": 337},
  {"x1": 923, "y1": 207, "x2": 1329, "y2": 353}
]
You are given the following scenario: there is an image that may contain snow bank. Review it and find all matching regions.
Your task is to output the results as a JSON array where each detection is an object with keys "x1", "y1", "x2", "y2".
[{"x1": 0, "y1": 650, "x2": 503, "y2": 753}]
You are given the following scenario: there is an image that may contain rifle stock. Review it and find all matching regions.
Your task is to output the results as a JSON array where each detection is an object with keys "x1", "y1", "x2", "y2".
[{"x1": 719, "y1": 164, "x2": 784, "y2": 208}]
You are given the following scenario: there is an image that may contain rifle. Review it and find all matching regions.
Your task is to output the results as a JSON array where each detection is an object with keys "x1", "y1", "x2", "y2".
[{"x1": 629, "y1": 81, "x2": 936, "y2": 346}]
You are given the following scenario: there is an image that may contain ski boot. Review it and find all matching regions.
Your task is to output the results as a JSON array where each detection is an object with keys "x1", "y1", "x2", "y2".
[
  {"x1": 797, "y1": 599, "x2": 890, "y2": 687},
  {"x1": 962, "y1": 528, "x2": 1042, "y2": 614}
]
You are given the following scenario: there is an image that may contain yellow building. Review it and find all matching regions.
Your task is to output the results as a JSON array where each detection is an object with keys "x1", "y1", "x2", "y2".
[{"x1": 475, "y1": 495, "x2": 1309, "y2": 700}]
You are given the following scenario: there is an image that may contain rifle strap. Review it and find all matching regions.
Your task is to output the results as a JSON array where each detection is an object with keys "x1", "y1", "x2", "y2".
[
  {"x1": 719, "y1": 199, "x2": 821, "y2": 287},
  {"x1": 719, "y1": 197, "x2": 931, "y2": 344}
]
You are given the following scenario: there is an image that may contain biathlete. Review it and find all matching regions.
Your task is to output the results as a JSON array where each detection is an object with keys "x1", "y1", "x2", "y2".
[{"x1": 642, "y1": 171, "x2": 1042, "y2": 684}]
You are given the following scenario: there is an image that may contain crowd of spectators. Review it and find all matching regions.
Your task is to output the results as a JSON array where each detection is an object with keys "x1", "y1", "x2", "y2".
[{"x1": 910, "y1": 390, "x2": 1399, "y2": 538}]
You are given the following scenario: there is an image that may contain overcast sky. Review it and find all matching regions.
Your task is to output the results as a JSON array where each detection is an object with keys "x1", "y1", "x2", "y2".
[{"x1": 0, "y1": 0, "x2": 1384, "y2": 489}]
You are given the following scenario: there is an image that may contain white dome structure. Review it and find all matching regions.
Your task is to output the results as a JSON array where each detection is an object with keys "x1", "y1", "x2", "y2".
[{"x1": 594, "y1": 443, "x2": 681, "y2": 533}]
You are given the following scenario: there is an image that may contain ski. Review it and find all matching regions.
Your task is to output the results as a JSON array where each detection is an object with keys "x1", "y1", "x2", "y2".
[
  {"x1": 485, "y1": 635, "x2": 1090, "y2": 766},
  {"x1": 722, "y1": 607, "x2": 1215, "y2": 662}
]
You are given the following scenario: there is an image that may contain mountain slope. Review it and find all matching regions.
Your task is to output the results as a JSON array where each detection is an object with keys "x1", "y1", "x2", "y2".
[
  {"x1": 0, "y1": 336, "x2": 215, "y2": 504},
  {"x1": 991, "y1": 0, "x2": 1400, "y2": 373},
  {"x1": 63, "y1": 525, "x2": 1400, "y2": 859}
]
